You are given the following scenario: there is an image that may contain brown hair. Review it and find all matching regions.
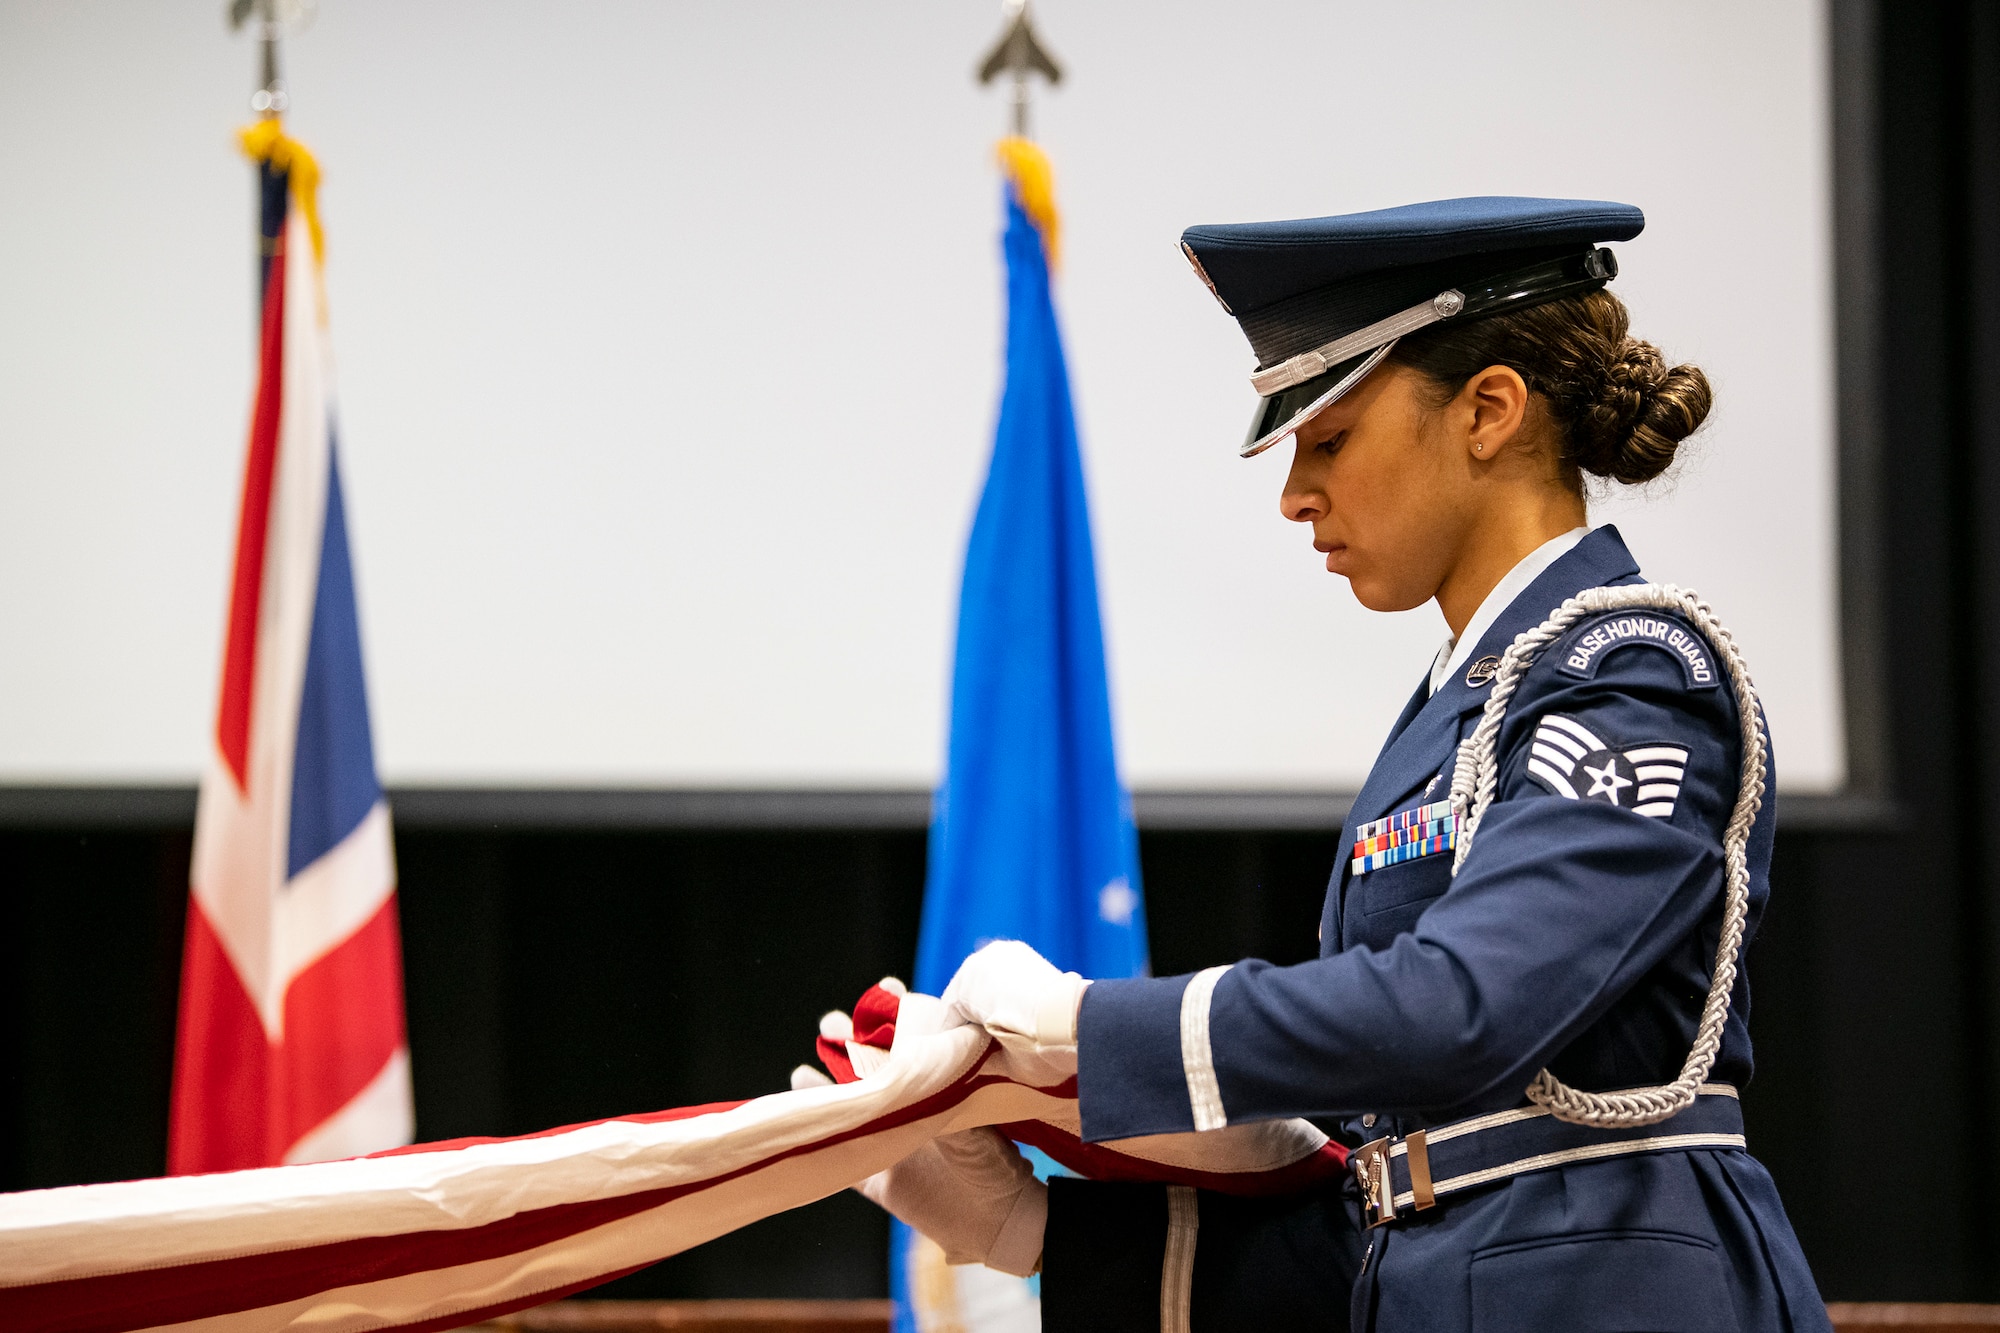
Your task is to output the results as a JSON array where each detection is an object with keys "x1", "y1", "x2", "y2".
[{"x1": 1386, "y1": 287, "x2": 1711, "y2": 486}]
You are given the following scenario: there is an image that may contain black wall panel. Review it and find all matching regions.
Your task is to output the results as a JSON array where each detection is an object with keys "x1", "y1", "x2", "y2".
[{"x1": 7, "y1": 817, "x2": 1992, "y2": 1299}]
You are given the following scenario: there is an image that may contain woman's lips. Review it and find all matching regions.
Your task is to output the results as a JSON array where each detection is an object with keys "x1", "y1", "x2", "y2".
[{"x1": 1321, "y1": 542, "x2": 1349, "y2": 573}]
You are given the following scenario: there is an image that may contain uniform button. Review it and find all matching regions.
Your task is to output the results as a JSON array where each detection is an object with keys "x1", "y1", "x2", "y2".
[{"x1": 1362, "y1": 1114, "x2": 1377, "y2": 1129}]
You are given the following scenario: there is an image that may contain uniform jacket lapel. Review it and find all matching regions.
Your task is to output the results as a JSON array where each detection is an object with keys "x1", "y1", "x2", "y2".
[{"x1": 1328, "y1": 527, "x2": 1643, "y2": 948}]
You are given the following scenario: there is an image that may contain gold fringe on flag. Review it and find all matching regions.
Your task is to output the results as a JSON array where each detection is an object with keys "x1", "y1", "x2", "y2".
[{"x1": 996, "y1": 135, "x2": 1060, "y2": 270}]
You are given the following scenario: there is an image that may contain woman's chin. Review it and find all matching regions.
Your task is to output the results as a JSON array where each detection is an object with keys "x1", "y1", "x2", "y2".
[{"x1": 1348, "y1": 576, "x2": 1433, "y2": 615}]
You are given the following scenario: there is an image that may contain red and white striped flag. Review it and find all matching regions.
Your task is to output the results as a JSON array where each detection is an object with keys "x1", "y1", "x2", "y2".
[
  {"x1": 0, "y1": 986, "x2": 1342, "y2": 1332},
  {"x1": 168, "y1": 121, "x2": 413, "y2": 1174}
]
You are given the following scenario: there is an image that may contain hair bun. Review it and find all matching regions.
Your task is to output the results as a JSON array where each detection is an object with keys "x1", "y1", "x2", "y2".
[
  {"x1": 1386, "y1": 286, "x2": 1711, "y2": 489},
  {"x1": 1572, "y1": 337, "x2": 1712, "y2": 484}
]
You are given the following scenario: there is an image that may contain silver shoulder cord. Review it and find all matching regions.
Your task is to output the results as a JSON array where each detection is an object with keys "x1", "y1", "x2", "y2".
[{"x1": 1447, "y1": 584, "x2": 1768, "y2": 1128}]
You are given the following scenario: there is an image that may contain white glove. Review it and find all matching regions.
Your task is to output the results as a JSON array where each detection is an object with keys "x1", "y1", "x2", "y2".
[
  {"x1": 940, "y1": 940, "x2": 1090, "y2": 1083},
  {"x1": 857, "y1": 1126, "x2": 1047, "y2": 1277}
]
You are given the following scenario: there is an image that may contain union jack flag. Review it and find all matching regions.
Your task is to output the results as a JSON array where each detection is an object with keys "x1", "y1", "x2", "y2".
[{"x1": 168, "y1": 122, "x2": 412, "y2": 1174}]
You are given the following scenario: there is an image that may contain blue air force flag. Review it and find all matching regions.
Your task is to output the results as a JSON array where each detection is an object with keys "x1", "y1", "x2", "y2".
[
  {"x1": 896, "y1": 137, "x2": 1148, "y2": 1333},
  {"x1": 914, "y1": 137, "x2": 1147, "y2": 996}
]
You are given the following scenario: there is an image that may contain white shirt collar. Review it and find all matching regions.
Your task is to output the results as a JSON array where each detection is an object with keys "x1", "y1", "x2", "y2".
[{"x1": 1427, "y1": 526, "x2": 1592, "y2": 696}]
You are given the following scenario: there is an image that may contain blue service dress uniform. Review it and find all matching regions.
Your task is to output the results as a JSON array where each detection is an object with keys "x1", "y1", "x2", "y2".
[{"x1": 1040, "y1": 526, "x2": 1829, "y2": 1333}]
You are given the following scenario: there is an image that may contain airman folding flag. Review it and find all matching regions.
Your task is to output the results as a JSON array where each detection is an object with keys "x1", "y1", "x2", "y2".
[{"x1": 168, "y1": 122, "x2": 412, "y2": 1174}]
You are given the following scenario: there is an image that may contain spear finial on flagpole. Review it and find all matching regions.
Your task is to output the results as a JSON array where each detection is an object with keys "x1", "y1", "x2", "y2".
[
  {"x1": 228, "y1": 0, "x2": 316, "y2": 117},
  {"x1": 977, "y1": 0, "x2": 1062, "y2": 140}
]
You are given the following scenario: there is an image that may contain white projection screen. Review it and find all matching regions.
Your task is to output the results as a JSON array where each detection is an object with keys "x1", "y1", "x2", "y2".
[{"x1": 0, "y1": 0, "x2": 1839, "y2": 794}]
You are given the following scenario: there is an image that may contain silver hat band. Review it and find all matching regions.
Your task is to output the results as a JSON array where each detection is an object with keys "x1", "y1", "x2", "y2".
[
  {"x1": 1239, "y1": 341, "x2": 1398, "y2": 459},
  {"x1": 1248, "y1": 288, "x2": 1465, "y2": 397}
]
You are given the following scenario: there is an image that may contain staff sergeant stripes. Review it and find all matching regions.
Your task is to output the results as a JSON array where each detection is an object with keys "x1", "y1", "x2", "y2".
[{"x1": 1527, "y1": 714, "x2": 1689, "y2": 818}]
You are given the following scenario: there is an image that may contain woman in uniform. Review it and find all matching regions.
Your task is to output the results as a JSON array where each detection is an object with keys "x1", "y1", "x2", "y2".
[{"x1": 886, "y1": 196, "x2": 1830, "y2": 1332}]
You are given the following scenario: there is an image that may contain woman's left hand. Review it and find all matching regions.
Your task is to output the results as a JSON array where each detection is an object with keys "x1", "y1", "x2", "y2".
[
  {"x1": 940, "y1": 940, "x2": 1090, "y2": 1083},
  {"x1": 856, "y1": 1127, "x2": 1047, "y2": 1277}
]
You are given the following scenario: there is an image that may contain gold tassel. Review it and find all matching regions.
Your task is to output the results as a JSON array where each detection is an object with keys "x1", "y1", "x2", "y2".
[
  {"x1": 996, "y1": 135, "x2": 1060, "y2": 271},
  {"x1": 238, "y1": 118, "x2": 325, "y2": 270}
]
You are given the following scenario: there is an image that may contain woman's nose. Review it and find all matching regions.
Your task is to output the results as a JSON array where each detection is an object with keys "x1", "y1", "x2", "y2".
[
  {"x1": 1280, "y1": 451, "x2": 1324, "y2": 524},
  {"x1": 1279, "y1": 486, "x2": 1322, "y2": 524}
]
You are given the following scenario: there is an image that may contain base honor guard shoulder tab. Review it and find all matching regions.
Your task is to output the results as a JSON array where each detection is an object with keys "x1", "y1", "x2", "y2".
[{"x1": 1555, "y1": 609, "x2": 1719, "y2": 690}]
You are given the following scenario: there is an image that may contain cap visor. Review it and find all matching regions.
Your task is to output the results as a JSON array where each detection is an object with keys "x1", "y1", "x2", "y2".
[{"x1": 1240, "y1": 341, "x2": 1397, "y2": 458}]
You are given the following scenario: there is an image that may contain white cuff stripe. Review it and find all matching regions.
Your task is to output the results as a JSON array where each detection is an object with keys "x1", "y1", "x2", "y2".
[{"x1": 1180, "y1": 965, "x2": 1232, "y2": 1133}]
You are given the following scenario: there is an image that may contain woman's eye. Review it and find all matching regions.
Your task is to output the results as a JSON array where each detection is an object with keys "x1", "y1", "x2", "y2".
[{"x1": 1316, "y1": 430, "x2": 1346, "y2": 456}]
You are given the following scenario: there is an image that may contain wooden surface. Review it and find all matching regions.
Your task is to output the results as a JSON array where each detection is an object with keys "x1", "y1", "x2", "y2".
[
  {"x1": 468, "y1": 1302, "x2": 2000, "y2": 1332},
  {"x1": 1829, "y1": 1306, "x2": 2000, "y2": 1332},
  {"x1": 466, "y1": 1300, "x2": 893, "y2": 1332}
]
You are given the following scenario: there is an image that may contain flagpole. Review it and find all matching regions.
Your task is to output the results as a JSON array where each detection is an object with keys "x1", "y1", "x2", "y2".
[
  {"x1": 229, "y1": 0, "x2": 292, "y2": 118},
  {"x1": 976, "y1": 0, "x2": 1062, "y2": 141}
]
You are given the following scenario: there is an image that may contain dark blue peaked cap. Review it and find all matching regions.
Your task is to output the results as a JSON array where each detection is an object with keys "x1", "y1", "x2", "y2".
[{"x1": 1179, "y1": 196, "x2": 1646, "y2": 456}]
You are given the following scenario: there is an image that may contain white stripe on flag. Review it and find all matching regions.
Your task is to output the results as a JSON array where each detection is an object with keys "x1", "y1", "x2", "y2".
[
  {"x1": 3, "y1": 1009, "x2": 1344, "y2": 1333},
  {"x1": 270, "y1": 801, "x2": 397, "y2": 1035},
  {"x1": 284, "y1": 1046, "x2": 416, "y2": 1167},
  {"x1": 190, "y1": 207, "x2": 337, "y2": 1036}
]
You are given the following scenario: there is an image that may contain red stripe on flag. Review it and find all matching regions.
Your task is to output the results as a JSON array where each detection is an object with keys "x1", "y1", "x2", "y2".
[
  {"x1": 7, "y1": 1062, "x2": 1023, "y2": 1333},
  {"x1": 0, "y1": 1189, "x2": 677, "y2": 1333},
  {"x1": 168, "y1": 897, "x2": 271, "y2": 1175},
  {"x1": 998, "y1": 1119, "x2": 1348, "y2": 1195},
  {"x1": 215, "y1": 243, "x2": 288, "y2": 790},
  {"x1": 273, "y1": 894, "x2": 409, "y2": 1154},
  {"x1": 168, "y1": 893, "x2": 409, "y2": 1174}
]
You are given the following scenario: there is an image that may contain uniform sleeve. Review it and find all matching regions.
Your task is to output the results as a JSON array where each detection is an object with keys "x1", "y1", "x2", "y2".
[{"x1": 1075, "y1": 628, "x2": 1745, "y2": 1141}]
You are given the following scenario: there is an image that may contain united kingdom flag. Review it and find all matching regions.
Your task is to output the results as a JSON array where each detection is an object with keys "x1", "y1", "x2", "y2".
[{"x1": 168, "y1": 121, "x2": 413, "y2": 1173}]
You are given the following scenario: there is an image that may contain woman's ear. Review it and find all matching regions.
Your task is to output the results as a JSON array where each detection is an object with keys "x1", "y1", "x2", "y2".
[{"x1": 1461, "y1": 365, "x2": 1530, "y2": 461}]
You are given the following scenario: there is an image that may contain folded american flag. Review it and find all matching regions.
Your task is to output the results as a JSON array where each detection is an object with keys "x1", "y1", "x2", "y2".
[{"x1": 0, "y1": 985, "x2": 1344, "y2": 1333}]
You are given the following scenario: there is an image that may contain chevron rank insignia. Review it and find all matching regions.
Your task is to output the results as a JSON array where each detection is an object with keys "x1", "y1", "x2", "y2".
[{"x1": 1526, "y1": 714, "x2": 1689, "y2": 818}]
